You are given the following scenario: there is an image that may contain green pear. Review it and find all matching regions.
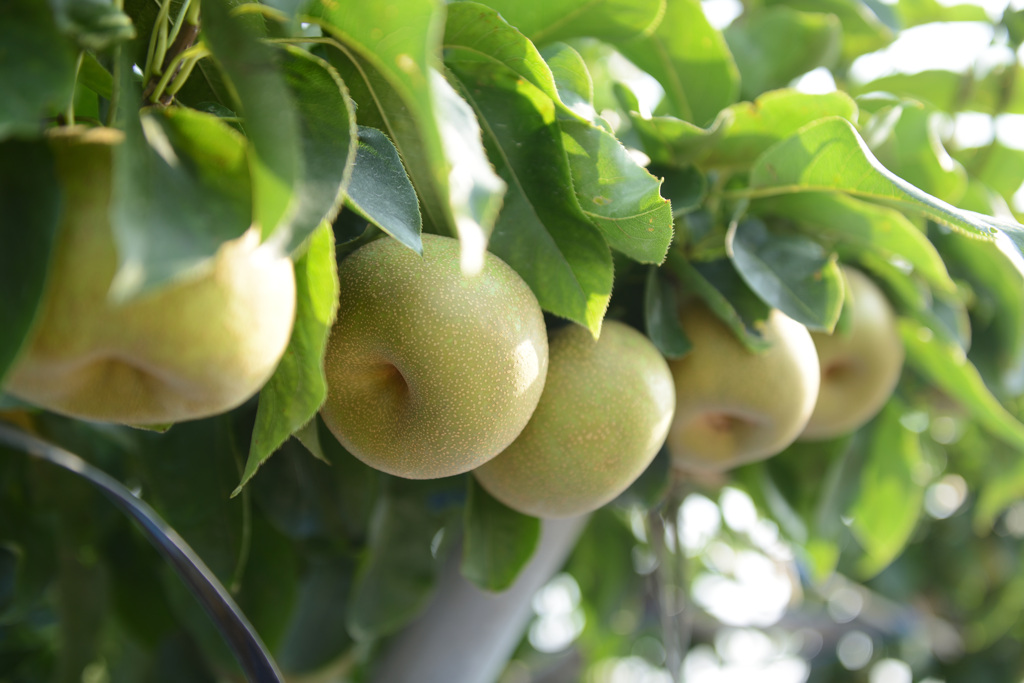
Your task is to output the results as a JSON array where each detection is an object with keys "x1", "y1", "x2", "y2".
[
  {"x1": 319, "y1": 234, "x2": 548, "y2": 480},
  {"x1": 668, "y1": 303, "x2": 820, "y2": 473},
  {"x1": 801, "y1": 266, "x2": 904, "y2": 440},
  {"x1": 473, "y1": 321, "x2": 675, "y2": 518},
  {"x1": 3, "y1": 127, "x2": 297, "y2": 425}
]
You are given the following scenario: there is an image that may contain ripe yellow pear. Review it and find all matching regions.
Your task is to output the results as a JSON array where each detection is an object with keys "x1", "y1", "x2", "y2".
[
  {"x1": 473, "y1": 321, "x2": 675, "y2": 519},
  {"x1": 3, "y1": 127, "x2": 297, "y2": 425},
  {"x1": 668, "y1": 303, "x2": 819, "y2": 473},
  {"x1": 320, "y1": 234, "x2": 548, "y2": 480},
  {"x1": 801, "y1": 266, "x2": 904, "y2": 440}
]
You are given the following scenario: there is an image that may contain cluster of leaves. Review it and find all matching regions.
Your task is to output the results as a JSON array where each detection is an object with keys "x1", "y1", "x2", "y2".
[{"x1": 6, "y1": 0, "x2": 1024, "y2": 680}]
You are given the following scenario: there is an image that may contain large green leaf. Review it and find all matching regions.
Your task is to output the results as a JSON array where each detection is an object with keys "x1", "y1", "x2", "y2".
[
  {"x1": 474, "y1": 0, "x2": 665, "y2": 44},
  {"x1": 460, "y1": 478, "x2": 540, "y2": 592},
  {"x1": 712, "y1": 91, "x2": 858, "y2": 171},
  {"x1": 239, "y1": 223, "x2": 338, "y2": 494},
  {"x1": 0, "y1": 423, "x2": 284, "y2": 682},
  {"x1": 347, "y1": 477, "x2": 465, "y2": 640},
  {"x1": 275, "y1": 45, "x2": 358, "y2": 253},
  {"x1": 852, "y1": 67, "x2": 1024, "y2": 116},
  {"x1": 644, "y1": 265, "x2": 691, "y2": 359},
  {"x1": 663, "y1": 252, "x2": 772, "y2": 352},
  {"x1": 901, "y1": 318, "x2": 1024, "y2": 451},
  {"x1": 202, "y1": 0, "x2": 300, "y2": 242},
  {"x1": 628, "y1": 90, "x2": 858, "y2": 171},
  {"x1": 0, "y1": 140, "x2": 62, "y2": 384},
  {"x1": 931, "y1": 226, "x2": 1024, "y2": 392},
  {"x1": 345, "y1": 127, "x2": 423, "y2": 254},
  {"x1": 752, "y1": 192, "x2": 956, "y2": 295},
  {"x1": 444, "y1": 4, "x2": 673, "y2": 264},
  {"x1": 308, "y1": 0, "x2": 505, "y2": 275},
  {"x1": 954, "y1": 143, "x2": 1024, "y2": 208},
  {"x1": 251, "y1": 422, "x2": 380, "y2": 545},
  {"x1": 764, "y1": 0, "x2": 893, "y2": 63},
  {"x1": 724, "y1": 7, "x2": 841, "y2": 100},
  {"x1": 863, "y1": 104, "x2": 967, "y2": 204},
  {"x1": 277, "y1": 551, "x2": 354, "y2": 673},
  {"x1": 109, "y1": 104, "x2": 253, "y2": 299},
  {"x1": 616, "y1": 0, "x2": 739, "y2": 125},
  {"x1": 895, "y1": 0, "x2": 989, "y2": 26},
  {"x1": 846, "y1": 400, "x2": 924, "y2": 578},
  {"x1": 727, "y1": 217, "x2": 843, "y2": 331},
  {"x1": 744, "y1": 117, "x2": 1024, "y2": 265},
  {"x1": 448, "y1": 63, "x2": 613, "y2": 335},
  {"x1": 0, "y1": 1, "x2": 76, "y2": 138},
  {"x1": 133, "y1": 416, "x2": 249, "y2": 585},
  {"x1": 51, "y1": 0, "x2": 135, "y2": 51}
]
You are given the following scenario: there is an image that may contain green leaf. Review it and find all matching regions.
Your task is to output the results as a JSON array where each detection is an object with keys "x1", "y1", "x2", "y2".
[
  {"x1": 347, "y1": 477, "x2": 465, "y2": 640},
  {"x1": 461, "y1": 478, "x2": 540, "y2": 592},
  {"x1": 954, "y1": 143, "x2": 1024, "y2": 208},
  {"x1": 109, "y1": 105, "x2": 253, "y2": 299},
  {"x1": 51, "y1": 0, "x2": 136, "y2": 50},
  {"x1": 852, "y1": 67, "x2": 1024, "y2": 116},
  {"x1": 475, "y1": 0, "x2": 665, "y2": 44},
  {"x1": 895, "y1": 0, "x2": 989, "y2": 26},
  {"x1": 444, "y1": 2, "x2": 562, "y2": 103},
  {"x1": 79, "y1": 52, "x2": 113, "y2": 99},
  {"x1": 310, "y1": 0, "x2": 505, "y2": 275},
  {"x1": 202, "y1": 0, "x2": 300, "y2": 240},
  {"x1": 644, "y1": 265, "x2": 691, "y2": 359},
  {"x1": 931, "y1": 226, "x2": 1024, "y2": 392},
  {"x1": 448, "y1": 63, "x2": 613, "y2": 335},
  {"x1": 847, "y1": 400, "x2": 924, "y2": 578},
  {"x1": 542, "y1": 43, "x2": 595, "y2": 119},
  {"x1": 863, "y1": 103, "x2": 967, "y2": 204},
  {"x1": 663, "y1": 252, "x2": 772, "y2": 352},
  {"x1": 745, "y1": 117, "x2": 1024, "y2": 266},
  {"x1": 0, "y1": 544, "x2": 15, "y2": 614},
  {"x1": 751, "y1": 192, "x2": 957, "y2": 296},
  {"x1": 133, "y1": 416, "x2": 249, "y2": 584},
  {"x1": 0, "y1": 423, "x2": 283, "y2": 682},
  {"x1": 251, "y1": 423, "x2": 380, "y2": 544},
  {"x1": 277, "y1": 551, "x2": 355, "y2": 673},
  {"x1": 444, "y1": 4, "x2": 672, "y2": 263},
  {"x1": 975, "y1": 443, "x2": 1024, "y2": 533},
  {"x1": 728, "y1": 217, "x2": 843, "y2": 331},
  {"x1": 724, "y1": 7, "x2": 841, "y2": 100},
  {"x1": 616, "y1": 0, "x2": 739, "y2": 125},
  {"x1": 628, "y1": 110, "x2": 727, "y2": 168},
  {"x1": 0, "y1": 1, "x2": 76, "y2": 137},
  {"x1": 0, "y1": 140, "x2": 62, "y2": 384},
  {"x1": 628, "y1": 90, "x2": 858, "y2": 171},
  {"x1": 901, "y1": 318, "x2": 1024, "y2": 451},
  {"x1": 345, "y1": 127, "x2": 423, "y2": 254},
  {"x1": 276, "y1": 45, "x2": 358, "y2": 253},
  {"x1": 764, "y1": 0, "x2": 892, "y2": 63},
  {"x1": 561, "y1": 119, "x2": 673, "y2": 263},
  {"x1": 238, "y1": 223, "x2": 339, "y2": 495}
]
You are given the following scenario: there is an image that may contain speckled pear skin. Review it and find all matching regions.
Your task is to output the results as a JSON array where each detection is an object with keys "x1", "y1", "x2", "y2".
[
  {"x1": 667, "y1": 304, "x2": 820, "y2": 474},
  {"x1": 473, "y1": 321, "x2": 675, "y2": 519},
  {"x1": 801, "y1": 267, "x2": 904, "y2": 440},
  {"x1": 320, "y1": 234, "x2": 549, "y2": 480},
  {"x1": 4, "y1": 128, "x2": 297, "y2": 425}
]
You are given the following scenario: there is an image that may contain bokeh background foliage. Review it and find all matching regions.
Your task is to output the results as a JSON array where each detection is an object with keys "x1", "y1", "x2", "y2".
[{"x1": 6, "y1": 0, "x2": 1024, "y2": 681}]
